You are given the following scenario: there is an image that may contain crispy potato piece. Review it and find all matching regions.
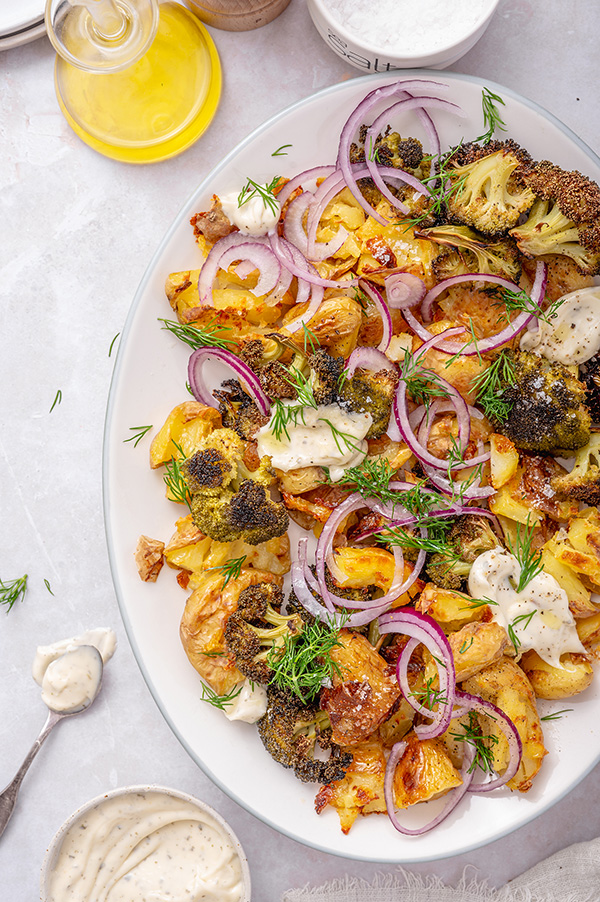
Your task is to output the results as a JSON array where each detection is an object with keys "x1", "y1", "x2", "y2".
[
  {"x1": 314, "y1": 741, "x2": 387, "y2": 834},
  {"x1": 566, "y1": 509, "x2": 600, "y2": 587},
  {"x1": 450, "y1": 622, "x2": 510, "y2": 682},
  {"x1": 354, "y1": 201, "x2": 438, "y2": 288},
  {"x1": 321, "y1": 630, "x2": 400, "y2": 745},
  {"x1": 489, "y1": 470, "x2": 543, "y2": 526},
  {"x1": 150, "y1": 402, "x2": 221, "y2": 469},
  {"x1": 417, "y1": 583, "x2": 488, "y2": 631},
  {"x1": 462, "y1": 658, "x2": 547, "y2": 792},
  {"x1": 134, "y1": 535, "x2": 165, "y2": 582},
  {"x1": 282, "y1": 294, "x2": 363, "y2": 358},
  {"x1": 180, "y1": 568, "x2": 282, "y2": 695},
  {"x1": 329, "y1": 547, "x2": 424, "y2": 606},
  {"x1": 166, "y1": 268, "x2": 292, "y2": 327},
  {"x1": 276, "y1": 466, "x2": 325, "y2": 495},
  {"x1": 490, "y1": 434, "x2": 519, "y2": 490},
  {"x1": 520, "y1": 651, "x2": 594, "y2": 699},
  {"x1": 392, "y1": 732, "x2": 463, "y2": 809},
  {"x1": 164, "y1": 514, "x2": 290, "y2": 582},
  {"x1": 542, "y1": 538, "x2": 594, "y2": 618},
  {"x1": 365, "y1": 437, "x2": 413, "y2": 471},
  {"x1": 577, "y1": 612, "x2": 600, "y2": 658}
]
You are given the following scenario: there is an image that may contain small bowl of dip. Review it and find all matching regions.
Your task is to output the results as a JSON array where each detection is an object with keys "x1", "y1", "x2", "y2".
[
  {"x1": 40, "y1": 785, "x2": 251, "y2": 902},
  {"x1": 307, "y1": 0, "x2": 501, "y2": 71}
]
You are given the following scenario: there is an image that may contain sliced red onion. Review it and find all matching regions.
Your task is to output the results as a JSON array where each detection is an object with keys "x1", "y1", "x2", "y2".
[
  {"x1": 268, "y1": 228, "x2": 358, "y2": 290},
  {"x1": 378, "y1": 608, "x2": 456, "y2": 740},
  {"x1": 454, "y1": 690, "x2": 523, "y2": 792},
  {"x1": 421, "y1": 461, "x2": 495, "y2": 499},
  {"x1": 346, "y1": 346, "x2": 397, "y2": 379},
  {"x1": 384, "y1": 739, "x2": 475, "y2": 836},
  {"x1": 358, "y1": 280, "x2": 392, "y2": 352},
  {"x1": 409, "y1": 263, "x2": 548, "y2": 354},
  {"x1": 198, "y1": 234, "x2": 276, "y2": 306},
  {"x1": 384, "y1": 272, "x2": 426, "y2": 310},
  {"x1": 283, "y1": 192, "x2": 348, "y2": 262},
  {"x1": 274, "y1": 164, "x2": 337, "y2": 208},
  {"x1": 187, "y1": 347, "x2": 270, "y2": 416},
  {"x1": 266, "y1": 236, "x2": 325, "y2": 333}
]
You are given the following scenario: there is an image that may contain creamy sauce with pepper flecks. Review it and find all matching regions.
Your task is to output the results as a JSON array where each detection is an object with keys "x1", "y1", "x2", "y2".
[
  {"x1": 520, "y1": 286, "x2": 600, "y2": 365},
  {"x1": 219, "y1": 189, "x2": 280, "y2": 237},
  {"x1": 468, "y1": 548, "x2": 585, "y2": 667},
  {"x1": 48, "y1": 791, "x2": 246, "y2": 902}
]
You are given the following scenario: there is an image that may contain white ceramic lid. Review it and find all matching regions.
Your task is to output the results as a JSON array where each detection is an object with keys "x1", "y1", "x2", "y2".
[{"x1": 0, "y1": 0, "x2": 44, "y2": 37}]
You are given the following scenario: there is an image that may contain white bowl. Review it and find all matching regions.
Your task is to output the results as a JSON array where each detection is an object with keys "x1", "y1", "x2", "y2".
[
  {"x1": 40, "y1": 784, "x2": 251, "y2": 902},
  {"x1": 306, "y1": 0, "x2": 501, "y2": 71}
]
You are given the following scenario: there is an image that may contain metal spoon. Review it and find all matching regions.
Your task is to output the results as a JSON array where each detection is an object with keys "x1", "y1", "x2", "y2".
[{"x1": 0, "y1": 645, "x2": 104, "y2": 839}]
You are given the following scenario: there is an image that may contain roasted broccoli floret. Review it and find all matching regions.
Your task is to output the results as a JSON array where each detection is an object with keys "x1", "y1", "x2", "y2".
[
  {"x1": 349, "y1": 127, "x2": 430, "y2": 211},
  {"x1": 443, "y1": 139, "x2": 534, "y2": 237},
  {"x1": 182, "y1": 427, "x2": 289, "y2": 545},
  {"x1": 581, "y1": 353, "x2": 600, "y2": 423},
  {"x1": 426, "y1": 515, "x2": 500, "y2": 590},
  {"x1": 257, "y1": 686, "x2": 352, "y2": 784},
  {"x1": 552, "y1": 434, "x2": 600, "y2": 505},
  {"x1": 224, "y1": 584, "x2": 303, "y2": 684},
  {"x1": 308, "y1": 350, "x2": 345, "y2": 406},
  {"x1": 495, "y1": 349, "x2": 591, "y2": 454},
  {"x1": 213, "y1": 379, "x2": 269, "y2": 440},
  {"x1": 510, "y1": 161, "x2": 600, "y2": 275},
  {"x1": 418, "y1": 223, "x2": 522, "y2": 282},
  {"x1": 340, "y1": 366, "x2": 399, "y2": 439}
]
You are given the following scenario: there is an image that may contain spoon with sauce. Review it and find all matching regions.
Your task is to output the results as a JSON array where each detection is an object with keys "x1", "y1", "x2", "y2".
[{"x1": 0, "y1": 645, "x2": 104, "y2": 839}]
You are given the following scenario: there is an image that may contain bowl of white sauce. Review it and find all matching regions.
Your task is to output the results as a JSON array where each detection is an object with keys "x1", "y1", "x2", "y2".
[
  {"x1": 40, "y1": 785, "x2": 251, "y2": 902},
  {"x1": 307, "y1": 0, "x2": 501, "y2": 70}
]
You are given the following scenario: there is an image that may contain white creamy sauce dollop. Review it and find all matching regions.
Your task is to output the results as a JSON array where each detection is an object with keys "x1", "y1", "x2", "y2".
[
  {"x1": 220, "y1": 189, "x2": 280, "y2": 237},
  {"x1": 468, "y1": 548, "x2": 585, "y2": 667},
  {"x1": 48, "y1": 791, "x2": 245, "y2": 902},
  {"x1": 33, "y1": 628, "x2": 116, "y2": 714},
  {"x1": 223, "y1": 679, "x2": 267, "y2": 723},
  {"x1": 520, "y1": 286, "x2": 600, "y2": 365},
  {"x1": 257, "y1": 402, "x2": 372, "y2": 482}
]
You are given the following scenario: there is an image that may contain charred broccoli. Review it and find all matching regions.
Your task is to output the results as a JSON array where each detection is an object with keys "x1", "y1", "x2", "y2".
[
  {"x1": 443, "y1": 139, "x2": 534, "y2": 236},
  {"x1": 257, "y1": 686, "x2": 352, "y2": 784},
  {"x1": 182, "y1": 428, "x2": 289, "y2": 545},
  {"x1": 494, "y1": 349, "x2": 591, "y2": 454},
  {"x1": 418, "y1": 223, "x2": 522, "y2": 282},
  {"x1": 349, "y1": 127, "x2": 430, "y2": 211},
  {"x1": 581, "y1": 353, "x2": 600, "y2": 424},
  {"x1": 224, "y1": 583, "x2": 303, "y2": 684},
  {"x1": 340, "y1": 366, "x2": 399, "y2": 439},
  {"x1": 510, "y1": 161, "x2": 600, "y2": 275},
  {"x1": 426, "y1": 515, "x2": 500, "y2": 590},
  {"x1": 308, "y1": 350, "x2": 345, "y2": 406},
  {"x1": 213, "y1": 379, "x2": 269, "y2": 440},
  {"x1": 552, "y1": 434, "x2": 600, "y2": 505}
]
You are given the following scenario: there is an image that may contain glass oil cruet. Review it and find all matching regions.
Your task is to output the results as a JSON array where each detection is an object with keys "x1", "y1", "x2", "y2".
[{"x1": 45, "y1": 0, "x2": 222, "y2": 163}]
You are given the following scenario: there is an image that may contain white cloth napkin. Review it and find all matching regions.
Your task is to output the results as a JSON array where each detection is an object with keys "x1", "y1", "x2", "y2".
[{"x1": 282, "y1": 837, "x2": 600, "y2": 902}]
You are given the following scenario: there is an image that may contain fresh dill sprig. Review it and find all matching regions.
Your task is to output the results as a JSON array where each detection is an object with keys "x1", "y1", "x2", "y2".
[
  {"x1": 495, "y1": 287, "x2": 567, "y2": 326},
  {"x1": 507, "y1": 609, "x2": 537, "y2": 650},
  {"x1": 443, "y1": 317, "x2": 483, "y2": 366},
  {"x1": 398, "y1": 347, "x2": 449, "y2": 407},
  {"x1": 319, "y1": 418, "x2": 363, "y2": 455},
  {"x1": 238, "y1": 175, "x2": 281, "y2": 216},
  {"x1": 272, "y1": 144, "x2": 292, "y2": 157},
  {"x1": 163, "y1": 442, "x2": 191, "y2": 509},
  {"x1": 403, "y1": 144, "x2": 466, "y2": 230},
  {"x1": 108, "y1": 333, "x2": 120, "y2": 357},
  {"x1": 268, "y1": 617, "x2": 343, "y2": 703},
  {"x1": 470, "y1": 352, "x2": 516, "y2": 423},
  {"x1": 207, "y1": 555, "x2": 247, "y2": 589},
  {"x1": 382, "y1": 526, "x2": 455, "y2": 558},
  {"x1": 200, "y1": 682, "x2": 242, "y2": 711},
  {"x1": 506, "y1": 516, "x2": 543, "y2": 592},
  {"x1": 124, "y1": 425, "x2": 153, "y2": 448},
  {"x1": 44, "y1": 578, "x2": 54, "y2": 596},
  {"x1": 352, "y1": 285, "x2": 370, "y2": 311},
  {"x1": 475, "y1": 87, "x2": 507, "y2": 144},
  {"x1": 410, "y1": 677, "x2": 448, "y2": 710},
  {"x1": 270, "y1": 368, "x2": 318, "y2": 441},
  {"x1": 462, "y1": 596, "x2": 498, "y2": 610},
  {"x1": 159, "y1": 317, "x2": 235, "y2": 351},
  {"x1": 335, "y1": 457, "x2": 397, "y2": 502},
  {"x1": 0, "y1": 574, "x2": 28, "y2": 613},
  {"x1": 49, "y1": 390, "x2": 62, "y2": 413},
  {"x1": 301, "y1": 323, "x2": 319, "y2": 354},
  {"x1": 450, "y1": 711, "x2": 499, "y2": 775},
  {"x1": 540, "y1": 708, "x2": 573, "y2": 722}
]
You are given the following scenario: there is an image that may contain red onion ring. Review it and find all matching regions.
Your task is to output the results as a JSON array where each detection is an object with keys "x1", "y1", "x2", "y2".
[
  {"x1": 384, "y1": 272, "x2": 427, "y2": 310},
  {"x1": 187, "y1": 347, "x2": 271, "y2": 417},
  {"x1": 358, "y1": 280, "x2": 392, "y2": 352},
  {"x1": 378, "y1": 608, "x2": 456, "y2": 740},
  {"x1": 346, "y1": 346, "x2": 397, "y2": 379},
  {"x1": 454, "y1": 691, "x2": 523, "y2": 792},
  {"x1": 274, "y1": 164, "x2": 337, "y2": 209},
  {"x1": 283, "y1": 192, "x2": 348, "y2": 262}
]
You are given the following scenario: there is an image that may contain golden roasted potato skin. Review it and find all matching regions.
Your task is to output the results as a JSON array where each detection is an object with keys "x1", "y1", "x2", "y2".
[
  {"x1": 450, "y1": 621, "x2": 510, "y2": 682},
  {"x1": 417, "y1": 583, "x2": 488, "y2": 631},
  {"x1": 462, "y1": 657, "x2": 547, "y2": 792},
  {"x1": 329, "y1": 547, "x2": 423, "y2": 605},
  {"x1": 283, "y1": 294, "x2": 363, "y2": 358},
  {"x1": 314, "y1": 741, "x2": 387, "y2": 834},
  {"x1": 392, "y1": 732, "x2": 462, "y2": 809},
  {"x1": 321, "y1": 630, "x2": 400, "y2": 745},
  {"x1": 179, "y1": 568, "x2": 282, "y2": 695},
  {"x1": 520, "y1": 651, "x2": 594, "y2": 699},
  {"x1": 150, "y1": 402, "x2": 222, "y2": 469},
  {"x1": 577, "y1": 612, "x2": 600, "y2": 659}
]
